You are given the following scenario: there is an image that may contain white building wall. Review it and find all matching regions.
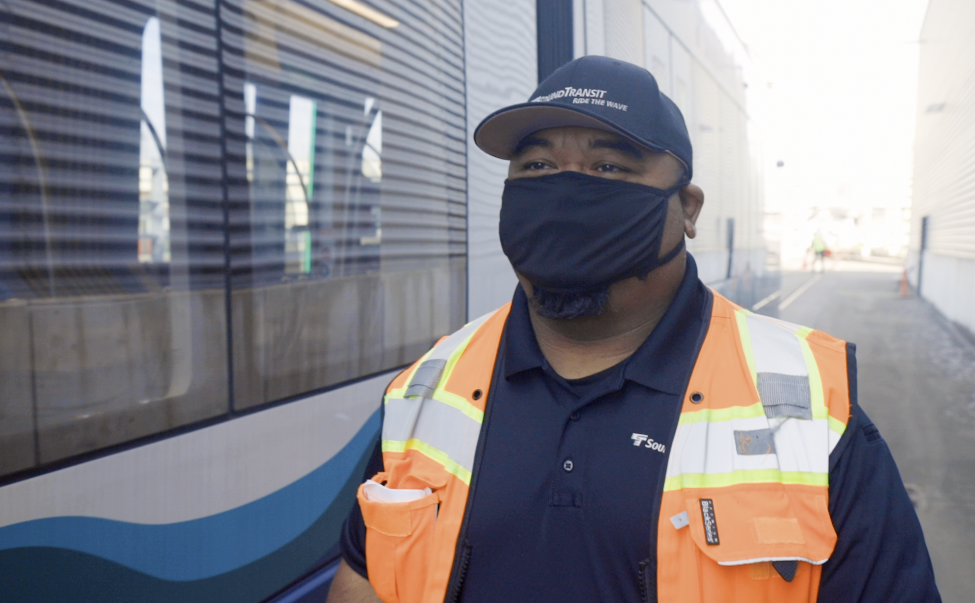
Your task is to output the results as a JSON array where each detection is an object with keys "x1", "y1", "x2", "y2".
[
  {"x1": 463, "y1": 0, "x2": 536, "y2": 317},
  {"x1": 603, "y1": 0, "x2": 645, "y2": 66},
  {"x1": 638, "y1": 1, "x2": 766, "y2": 284},
  {"x1": 582, "y1": 0, "x2": 606, "y2": 56},
  {"x1": 920, "y1": 253, "x2": 975, "y2": 335},
  {"x1": 910, "y1": 0, "x2": 975, "y2": 334},
  {"x1": 643, "y1": 9, "x2": 671, "y2": 96}
]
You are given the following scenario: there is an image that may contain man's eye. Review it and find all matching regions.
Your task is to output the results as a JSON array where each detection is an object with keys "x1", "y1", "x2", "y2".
[
  {"x1": 524, "y1": 161, "x2": 549, "y2": 170},
  {"x1": 596, "y1": 164, "x2": 626, "y2": 173}
]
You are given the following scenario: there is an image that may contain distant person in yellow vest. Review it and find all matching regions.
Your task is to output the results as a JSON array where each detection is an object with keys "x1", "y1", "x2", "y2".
[
  {"x1": 811, "y1": 233, "x2": 828, "y2": 272},
  {"x1": 327, "y1": 57, "x2": 940, "y2": 603}
]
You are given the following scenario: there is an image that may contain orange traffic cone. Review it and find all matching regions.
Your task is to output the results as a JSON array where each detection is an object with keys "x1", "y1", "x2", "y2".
[{"x1": 900, "y1": 269, "x2": 909, "y2": 298}]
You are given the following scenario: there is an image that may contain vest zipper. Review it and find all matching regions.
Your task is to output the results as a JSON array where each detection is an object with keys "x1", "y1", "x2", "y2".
[
  {"x1": 639, "y1": 557, "x2": 656, "y2": 603},
  {"x1": 642, "y1": 289, "x2": 713, "y2": 603},
  {"x1": 442, "y1": 323, "x2": 508, "y2": 602},
  {"x1": 447, "y1": 540, "x2": 472, "y2": 603}
]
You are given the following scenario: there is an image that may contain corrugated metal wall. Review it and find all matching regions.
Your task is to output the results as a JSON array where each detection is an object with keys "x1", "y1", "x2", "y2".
[
  {"x1": 463, "y1": 0, "x2": 536, "y2": 317},
  {"x1": 912, "y1": 0, "x2": 975, "y2": 260},
  {"x1": 910, "y1": 0, "x2": 975, "y2": 333}
]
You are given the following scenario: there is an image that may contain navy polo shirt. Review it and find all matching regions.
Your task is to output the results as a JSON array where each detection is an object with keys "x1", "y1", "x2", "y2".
[{"x1": 341, "y1": 255, "x2": 940, "y2": 602}]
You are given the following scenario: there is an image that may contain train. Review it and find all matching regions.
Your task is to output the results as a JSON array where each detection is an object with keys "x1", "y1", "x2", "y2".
[{"x1": 0, "y1": 0, "x2": 769, "y2": 601}]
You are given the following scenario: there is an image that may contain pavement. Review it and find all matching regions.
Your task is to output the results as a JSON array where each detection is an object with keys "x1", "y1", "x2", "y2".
[{"x1": 756, "y1": 266, "x2": 975, "y2": 602}]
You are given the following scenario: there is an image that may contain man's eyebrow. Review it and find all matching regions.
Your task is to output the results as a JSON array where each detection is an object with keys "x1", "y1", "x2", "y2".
[
  {"x1": 512, "y1": 136, "x2": 549, "y2": 156},
  {"x1": 590, "y1": 138, "x2": 643, "y2": 159}
]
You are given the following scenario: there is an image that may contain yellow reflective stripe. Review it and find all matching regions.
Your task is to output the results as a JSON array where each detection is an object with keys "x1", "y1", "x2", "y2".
[
  {"x1": 429, "y1": 327, "x2": 484, "y2": 423},
  {"x1": 677, "y1": 402, "x2": 766, "y2": 425},
  {"x1": 828, "y1": 415, "x2": 847, "y2": 436},
  {"x1": 432, "y1": 389, "x2": 484, "y2": 423},
  {"x1": 663, "y1": 469, "x2": 828, "y2": 492},
  {"x1": 386, "y1": 347, "x2": 436, "y2": 400},
  {"x1": 439, "y1": 325, "x2": 477, "y2": 382},
  {"x1": 734, "y1": 309, "x2": 758, "y2": 386},
  {"x1": 794, "y1": 325, "x2": 815, "y2": 338},
  {"x1": 385, "y1": 328, "x2": 485, "y2": 424},
  {"x1": 797, "y1": 335, "x2": 828, "y2": 420},
  {"x1": 382, "y1": 438, "x2": 472, "y2": 485},
  {"x1": 736, "y1": 308, "x2": 828, "y2": 420}
]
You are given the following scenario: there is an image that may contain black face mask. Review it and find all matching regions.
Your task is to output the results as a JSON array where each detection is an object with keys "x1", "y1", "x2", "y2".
[{"x1": 499, "y1": 171, "x2": 686, "y2": 295}]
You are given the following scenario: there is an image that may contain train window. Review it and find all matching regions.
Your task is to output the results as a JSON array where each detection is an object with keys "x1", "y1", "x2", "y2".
[
  {"x1": 0, "y1": 0, "x2": 468, "y2": 476},
  {"x1": 0, "y1": 0, "x2": 229, "y2": 476},
  {"x1": 284, "y1": 94, "x2": 316, "y2": 274},
  {"x1": 138, "y1": 17, "x2": 171, "y2": 265},
  {"x1": 225, "y1": 0, "x2": 467, "y2": 409}
]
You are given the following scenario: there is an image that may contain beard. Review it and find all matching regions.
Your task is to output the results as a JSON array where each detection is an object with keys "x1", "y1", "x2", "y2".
[{"x1": 530, "y1": 284, "x2": 610, "y2": 320}]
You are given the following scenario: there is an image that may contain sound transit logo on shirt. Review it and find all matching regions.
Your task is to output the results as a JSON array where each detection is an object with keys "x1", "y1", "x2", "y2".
[
  {"x1": 631, "y1": 433, "x2": 666, "y2": 453},
  {"x1": 530, "y1": 87, "x2": 629, "y2": 112}
]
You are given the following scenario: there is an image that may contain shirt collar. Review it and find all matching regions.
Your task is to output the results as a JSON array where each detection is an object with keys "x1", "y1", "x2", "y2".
[
  {"x1": 502, "y1": 254, "x2": 711, "y2": 395},
  {"x1": 502, "y1": 284, "x2": 547, "y2": 378}
]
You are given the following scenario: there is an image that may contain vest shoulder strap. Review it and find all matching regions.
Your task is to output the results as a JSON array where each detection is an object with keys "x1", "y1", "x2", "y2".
[
  {"x1": 716, "y1": 292, "x2": 850, "y2": 444},
  {"x1": 381, "y1": 304, "x2": 510, "y2": 487}
]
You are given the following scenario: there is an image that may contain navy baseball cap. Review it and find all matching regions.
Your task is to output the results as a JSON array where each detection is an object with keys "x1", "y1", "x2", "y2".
[{"x1": 474, "y1": 56, "x2": 693, "y2": 179}]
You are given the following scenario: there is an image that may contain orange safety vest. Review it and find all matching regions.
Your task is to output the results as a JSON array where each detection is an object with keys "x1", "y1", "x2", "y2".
[{"x1": 356, "y1": 291, "x2": 851, "y2": 603}]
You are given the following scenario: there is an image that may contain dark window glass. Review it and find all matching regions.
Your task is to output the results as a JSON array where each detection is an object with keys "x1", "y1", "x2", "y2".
[
  {"x1": 0, "y1": 0, "x2": 228, "y2": 475},
  {"x1": 0, "y1": 0, "x2": 468, "y2": 477},
  {"x1": 222, "y1": 0, "x2": 467, "y2": 409}
]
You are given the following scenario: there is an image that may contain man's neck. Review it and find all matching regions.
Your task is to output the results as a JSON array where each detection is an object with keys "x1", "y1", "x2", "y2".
[{"x1": 527, "y1": 257, "x2": 686, "y2": 379}]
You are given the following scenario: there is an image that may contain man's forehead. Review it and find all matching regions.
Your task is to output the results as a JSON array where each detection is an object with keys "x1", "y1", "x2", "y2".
[{"x1": 513, "y1": 127, "x2": 664, "y2": 159}]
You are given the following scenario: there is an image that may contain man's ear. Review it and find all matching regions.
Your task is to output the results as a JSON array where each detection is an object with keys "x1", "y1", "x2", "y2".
[{"x1": 679, "y1": 184, "x2": 704, "y2": 239}]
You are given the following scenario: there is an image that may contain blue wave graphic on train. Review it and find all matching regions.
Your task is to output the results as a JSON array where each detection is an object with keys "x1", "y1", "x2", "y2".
[{"x1": 0, "y1": 410, "x2": 378, "y2": 581}]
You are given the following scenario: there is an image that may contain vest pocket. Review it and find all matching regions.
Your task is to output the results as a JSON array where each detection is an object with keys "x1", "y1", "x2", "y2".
[
  {"x1": 677, "y1": 487, "x2": 836, "y2": 576},
  {"x1": 357, "y1": 473, "x2": 444, "y2": 603}
]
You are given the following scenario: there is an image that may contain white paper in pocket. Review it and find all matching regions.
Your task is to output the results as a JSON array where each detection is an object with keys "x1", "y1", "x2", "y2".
[{"x1": 362, "y1": 479, "x2": 432, "y2": 503}]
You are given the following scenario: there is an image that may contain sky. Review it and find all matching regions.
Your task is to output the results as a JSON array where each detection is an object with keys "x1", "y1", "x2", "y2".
[{"x1": 719, "y1": 0, "x2": 931, "y2": 214}]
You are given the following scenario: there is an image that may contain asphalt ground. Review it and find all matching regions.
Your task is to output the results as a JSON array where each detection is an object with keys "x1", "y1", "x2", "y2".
[{"x1": 757, "y1": 267, "x2": 975, "y2": 602}]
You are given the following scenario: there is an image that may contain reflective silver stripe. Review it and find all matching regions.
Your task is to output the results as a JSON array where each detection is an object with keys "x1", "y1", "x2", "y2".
[
  {"x1": 744, "y1": 314, "x2": 814, "y2": 419},
  {"x1": 384, "y1": 308, "x2": 502, "y2": 478},
  {"x1": 745, "y1": 315, "x2": 808, "y2": 376},
  {"x1": 717, "y1": 555, "x2": 828, "y2": 566},
  {"x1": 425, "y1": 311, "x2": 494, "y2": 362},
  {"x1": 401, "y1": 311, "x2": 494, "y2": 399},
  {"x1": 383, "y1": 395, "x2": 482, "y2": 474},
  {"x1": 405, "y1": 359, "x2": 447, "y2": 399},
  {"x1": 756, "y1": 373, "x2": 812, "y2": 420},
  {"x1": 383, "y1": 396, "x2": 423, "y2": 442}
]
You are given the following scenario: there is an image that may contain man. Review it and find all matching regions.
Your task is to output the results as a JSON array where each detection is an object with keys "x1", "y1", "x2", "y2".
[
  {"x1": 327, "y1": 56, "x2": 940, "y2": 603},
  {"x1": 812, "y1": 232, "x2": 828, "y2": 272}
]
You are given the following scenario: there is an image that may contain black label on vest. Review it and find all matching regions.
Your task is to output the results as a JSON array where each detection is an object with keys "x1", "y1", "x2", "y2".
[{"x1": 700, "y1": 499, "x2": 720, "y2": 545}]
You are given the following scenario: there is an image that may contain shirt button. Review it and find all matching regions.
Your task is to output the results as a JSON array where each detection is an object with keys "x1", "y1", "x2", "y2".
[
  {"x1": 563, "y1": 459, "x2": 574, "y2": 472},
  {"x1": 569, "y1": 411, "x2": 581, "y2": 421}
]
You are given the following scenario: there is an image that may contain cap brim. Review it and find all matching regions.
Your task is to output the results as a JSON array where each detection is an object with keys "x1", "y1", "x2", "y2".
[{"x1": 474, "y1": 103, "x2": 672, "y2": 161}]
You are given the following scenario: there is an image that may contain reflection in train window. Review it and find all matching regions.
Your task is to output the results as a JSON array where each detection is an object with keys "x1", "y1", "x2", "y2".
[
  {"x1": 227, "y1": 0, "x2": 467, "y2": 409},
  {"x1": 285, "y1": 95, "x2": 316, "y2": 274},
  {"x1": 138, "y1": 17, "x2": 170, "y2": 265},
  {"x1": 360, "y1": 103, "x2": 383, "y2": 246},
  {"x1": 361, "y1": 102, "x2": 383, "y2": 183},
  {"x1": 0, "y1": 1, "x2": 228, "y2": 477},
  {"x1": 0, "y1": 0, "x2": 467, "y2": 476}
]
